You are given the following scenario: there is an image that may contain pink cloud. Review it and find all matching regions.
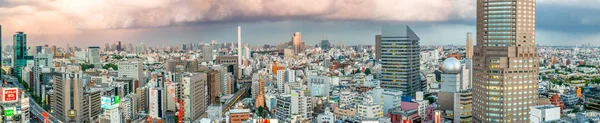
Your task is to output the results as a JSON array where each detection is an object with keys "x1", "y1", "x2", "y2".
[{"x1": 0, "y1": 0, "x2": 475, "y2": 45}]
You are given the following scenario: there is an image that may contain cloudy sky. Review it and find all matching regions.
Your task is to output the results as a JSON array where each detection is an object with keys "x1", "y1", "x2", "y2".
[{"x1": 0, "y1": 0, "x2": 599, "y2": 47}]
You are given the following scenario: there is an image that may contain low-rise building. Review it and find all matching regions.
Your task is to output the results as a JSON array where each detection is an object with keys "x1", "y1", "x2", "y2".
[
  {"x1": 529, "y1": 105, "x2": 560, "y2": 123},
  {"x1": 389, "y1": 107, "x2": 421, "y2": 123},
  {"x1": 229, "y1": 109, "x2": 251, "y2": 123},
  {"x1": 584, "y1": 86, "x2": 600, "y2": 111},
  {"x1": 357, "y1": 103, "x2": 384, "y2": 119},
  {"x1": 561, "y1": 91, "x2": 579, "y2": 108},
  {"x1": 334, "y1": 106, "x2": 357, "y2": 119}
]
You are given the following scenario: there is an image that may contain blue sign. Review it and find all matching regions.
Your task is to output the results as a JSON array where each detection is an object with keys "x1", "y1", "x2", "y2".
[{"x1": 401, "y1": 96, "x2": 413, "y2": 102}]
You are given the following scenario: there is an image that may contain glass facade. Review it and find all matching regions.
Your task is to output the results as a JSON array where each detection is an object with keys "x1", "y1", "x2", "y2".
[{"x1": 12, "y1": 32, "x2": 28, "y2": 77}]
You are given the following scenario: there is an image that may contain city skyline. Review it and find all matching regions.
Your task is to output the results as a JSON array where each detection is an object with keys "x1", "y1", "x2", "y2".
[
  {"x1": 0, "y1": 0, "x2": 599, "y2": 47},
  {"x1": 3, "y1": 0, "x2": 600, "y2": 123}
]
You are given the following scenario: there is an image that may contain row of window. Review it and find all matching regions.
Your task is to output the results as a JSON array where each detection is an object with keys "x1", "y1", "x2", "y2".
[
  {"x1": 484, "y1": 80, "x2": 535, "y2": 85},
  {"x1": 513, "y1": 65, "x2": 535, "y2": 68},
  {"x1": 487, "y1": 2, "x2": 513, "y2": 5},
  {"x1": 484, "y1": 44, "x2": 511, "y2": 47},
  {"x1": 488, "y1": 36, "x2": 514, "y2": 38},
  {"x1": 487, "y1": 19, "x2": 513, "y2": 22},
  {"x1": 487, "y1": 27, "x2": 513, "y2": 30},
  {"x1": 488, "y1": 14, "x2": 513, "y2": 18},
  {"x1": 486, "y1": 23, "x2": 513, "y2": 26},
  {"x1": 482, "y1": 85, "x2": 536, "y2": 90},
  {"x1": 488, "y1": 6, "x2": 513, "y2": 9},
  {"x1": 488, "y1": 10, "x2": 513, "y2": 14}
]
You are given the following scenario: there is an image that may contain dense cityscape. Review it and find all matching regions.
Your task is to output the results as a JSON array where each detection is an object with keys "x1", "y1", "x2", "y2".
[{"x1": 0, "y1": 0, "x2": 600, "y2": 123}]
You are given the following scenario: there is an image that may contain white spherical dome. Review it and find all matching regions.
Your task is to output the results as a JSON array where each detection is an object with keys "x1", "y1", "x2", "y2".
[{"x1": 442, "y1": 58, "x2": 462, "y2": 74}]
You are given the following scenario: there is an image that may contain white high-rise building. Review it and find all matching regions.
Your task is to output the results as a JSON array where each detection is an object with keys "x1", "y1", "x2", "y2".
[
  {"x1": 119, "y1": 95, "x2": 137, "y2": 121},
  {"x1": 87, "y1": 46, "x2": 101, "y2": 67},
  {"x1": 276, "y1": 70, "x2": 286, "y2": 93},
  {"x1": 118, "y1": 62, "x2": 143, "y2": 82},
  {"x1": 33, "y1": 53, "x2": 52, "y2": 96},
  {"x1": 438, "y1": 58, "x2": 473, "y2": 123},
  {"x1": 202, "y1": 44, "x2": 214, "y2": 62},
  {"x1": 286, "y1": 70, "x2": 296, "y2": 83},
  {"x1": 237, "y1": 26, "x2": 242, "y2": 66},
  {"x1": 148, "y1": 87, "x2": 166, "y2": 119},
  {"x1": 182, "y1": 73, "x2": 208, "y2": 122},
  {"x1": 241, "y1": 46, "x2": 251, "y2": 59}
]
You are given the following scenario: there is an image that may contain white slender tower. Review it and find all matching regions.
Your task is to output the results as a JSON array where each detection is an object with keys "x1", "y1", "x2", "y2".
[{"x1": 238, "y1": 26, "x2": 242, "y2": 66}]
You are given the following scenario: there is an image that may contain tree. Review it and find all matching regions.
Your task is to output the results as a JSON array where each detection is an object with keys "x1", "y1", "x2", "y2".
[
  {"x1": 592, "y1": 77, "x2": 600, "y2": 84},
  {"x1": 81, "y1": 64, "x2": 95, "y2": 71},
  {"x1": 364, "y1": 68, "x2": 372, "y2": 75},
  {"x1": 426, "y1": 97, "x2": 436, "y2": 104},
  {"x1": 257, "y1": 106, "x2": 264, "y2": 117},
  {"x1": 112, "y1": 55, "x2": 124, "y2": 60},
  {"x1": 103, "y1": 63, "x2": 118, "y2": 70},
  {"x1": 558, "y1": 80, "x2": 564, "y2": 86}
]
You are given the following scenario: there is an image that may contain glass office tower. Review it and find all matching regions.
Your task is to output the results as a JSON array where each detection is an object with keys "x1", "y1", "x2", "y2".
[{"x1": 13, "y1": 32, "x2": 27, "y2": 77}]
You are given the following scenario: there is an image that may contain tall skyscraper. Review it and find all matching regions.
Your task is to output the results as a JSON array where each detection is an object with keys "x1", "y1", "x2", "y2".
[
  {"x1": 33, "y1": 53, "x2": 52, "y2": 96},
  {"x1": 292, "y1": 32, "x2": 302, "y2": 54},
  {"x1": 466, "y1": 32, "x2": 474, "y2": 59},
  {"x1": 0, "y1": 25, "x2": 2, "y2": 81},
  {"x1": 238, "y1": 26, "x2": 242, "y2": 66},
  {"x1": 375, "y1": 34, "x2": 382, "y2": 60},
  {"x1": 202, "y1": 44, "x2": 213, "y2": 62},
  {"x1": 116, "y1": 41, "x2": 122, "y2": 53},
  {"x1": 13, "y1": 32, "x2": 28, "y2": 77},
  {"x1": 208, "y1": 70, "x2": 221, "y2": 104},
  {"x1": 473, "y1": 0, "x2": 538, "y2": 122},
  {"x1": 320, "y1": 39, "x2": 330, "y2": 51},
  {"x1": 182, "y1": 73, "x2": 208, "y2": 122},
  {"x1": 255, "y1": 76, "x2": 265, "y2": 109},
  {"x1": 53, "y1": 72, "x2": 101, "y2": 122},
  {"x1": 379, "y1": 25, "x2": 422, "y2": 97}
]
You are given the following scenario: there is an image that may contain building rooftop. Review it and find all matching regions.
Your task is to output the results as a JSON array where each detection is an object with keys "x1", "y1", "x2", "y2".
[
  {"x1": 532, "y1": 104, "x2": 559, "y2": 110},
  {"x1": 230, "y1": 109, "x2": 250, "y2": 114}
]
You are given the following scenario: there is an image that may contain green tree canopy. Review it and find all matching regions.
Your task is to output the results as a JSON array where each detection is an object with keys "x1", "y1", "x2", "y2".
[
  {"x1": 81, "y1": 64, "x2": 95, "y2": 71},
  {"x1": 103, "y1": 63, "x2": 118, "y2": 70}
]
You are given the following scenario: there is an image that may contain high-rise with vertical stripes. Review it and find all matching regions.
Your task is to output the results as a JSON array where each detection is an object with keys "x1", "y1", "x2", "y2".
[{"x1": 473, "y1": 0, "x2": 538, "y2": 122}]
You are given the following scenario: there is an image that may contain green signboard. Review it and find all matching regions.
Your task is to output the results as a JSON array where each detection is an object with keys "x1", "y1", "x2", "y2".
[
  {"x1": 4, "y1": 110, "x2": 14, "y2": 117},
  {"x1": 114, "y1": 96, "x2": 120, "y2": 104}
]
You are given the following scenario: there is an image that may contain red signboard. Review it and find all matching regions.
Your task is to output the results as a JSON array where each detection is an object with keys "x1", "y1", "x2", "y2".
[{"x1": 2, "y1": 88, "x2": 19, "y2": 102}]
